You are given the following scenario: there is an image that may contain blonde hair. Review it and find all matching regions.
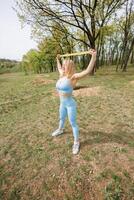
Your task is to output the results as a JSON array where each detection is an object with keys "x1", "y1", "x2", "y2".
[{"x1": 61, "y1": 59, "x2": 76, "y2": 78}]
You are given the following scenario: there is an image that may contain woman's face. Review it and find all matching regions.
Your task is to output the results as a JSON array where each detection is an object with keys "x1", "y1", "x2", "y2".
[
  {"x1": 62, "y1": 60, "x2": 75, "y2": 75},
  {"x1": 62, "y1": 62, "x2": 68, "y2": 74}
]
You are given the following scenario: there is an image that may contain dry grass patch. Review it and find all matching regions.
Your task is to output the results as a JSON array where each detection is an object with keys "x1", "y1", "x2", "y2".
[
  {"x1": 32, "y1": 75, "x2": 54, "y2": 85},
  {"x1": 87, "y1": 142, "x2": 134, "y2": 178},
  {"x1": 1, "y1": 70, "x2": 134, "y2": 200},
  {"x1": 73, "y1": 86, "x2": 101, "y2": 97},
  {"x1": 129, "y1": 80, "x2": 134, "y2": 85},
  {"x1": 80, "y1": 142, "x2": 134, "y2": 199}
]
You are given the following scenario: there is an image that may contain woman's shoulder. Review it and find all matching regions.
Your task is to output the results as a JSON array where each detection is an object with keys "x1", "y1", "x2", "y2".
[{"x1": 70, "y1": 77, "x2": 77, "y2": 88}]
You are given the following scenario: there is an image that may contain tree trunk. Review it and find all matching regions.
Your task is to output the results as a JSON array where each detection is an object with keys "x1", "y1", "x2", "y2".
[
  {"x1": 122, "y1": 37, "x2": 134, "y2": 71},
  {"x1": 130, "y1": 50, "x2": 134, "y2": 64}
]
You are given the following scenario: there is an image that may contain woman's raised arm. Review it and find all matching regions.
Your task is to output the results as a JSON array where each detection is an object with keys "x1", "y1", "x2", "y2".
[
  {"x1": 56, "y1": 54, "x2": 63, "y2": 75},
  {"x1": 71, "y1": 49, "x2": 97, "y2": 80}
]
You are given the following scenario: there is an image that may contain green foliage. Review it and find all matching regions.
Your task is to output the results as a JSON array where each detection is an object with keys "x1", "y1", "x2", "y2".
[
  {"x1": 22, "y1": 49, "x2": 43, "y2": 74},
  {"x1": 38, "y1": 37, "x2": 60, "y2": 72},
  {"x1": 21, "y1": 37, "x2": 59, "y2": 74},
  {"x1": 21, "y1": 29, "x2": 76, "y2": 74},
  {"x1": 15, "y1": 0, "x2": 134, "y2": 71}
]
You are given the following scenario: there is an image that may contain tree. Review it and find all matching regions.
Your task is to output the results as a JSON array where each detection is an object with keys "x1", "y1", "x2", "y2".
[
  {"x1": 22, "y1": 49, "x2": 42, "y2": 74},
  {"x1": 117, "y1": 0, "x2": 134, "y2": 71},
  {"x1": 15, "y1": 0, "x2": 127, "y2": 48}
]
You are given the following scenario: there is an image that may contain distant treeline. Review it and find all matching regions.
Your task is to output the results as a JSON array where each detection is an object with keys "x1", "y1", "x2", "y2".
[
  {"x1": 0, "y1": 58, "x2": 18, "y2": 63},
  {"x1": 0, "y1": 59, "x2": 21, "y2": 74}
]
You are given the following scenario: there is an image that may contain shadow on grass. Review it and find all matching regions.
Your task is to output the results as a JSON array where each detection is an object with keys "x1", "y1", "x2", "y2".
[
  {"x1": 80, "y1": 130, "x2": 134, "y2": 148},
  {"x1": 74, "y1": 85, "x2": 89, "y2": 90}
]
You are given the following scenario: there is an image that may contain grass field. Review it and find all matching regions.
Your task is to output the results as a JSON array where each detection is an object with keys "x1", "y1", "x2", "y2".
[{"x1": 0, "y1": 67, "x2": 134, "y2": 200}]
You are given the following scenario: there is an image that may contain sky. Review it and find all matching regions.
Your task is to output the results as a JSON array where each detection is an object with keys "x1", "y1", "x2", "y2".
[{"x1": 0, "y1": 0, "x2": 37, "y2": 61}]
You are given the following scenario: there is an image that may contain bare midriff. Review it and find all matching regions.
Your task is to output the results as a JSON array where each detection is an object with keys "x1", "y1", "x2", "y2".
[{"x1": 59, "y1": 92, "x2": 72, "y2": 97}]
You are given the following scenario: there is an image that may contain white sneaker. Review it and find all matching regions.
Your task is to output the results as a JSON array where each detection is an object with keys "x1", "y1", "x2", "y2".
[
  {"x1": 72, "y1": 142, "x2": 80, "y2": 155},
  {"x1": 51, "y1": 128, "x2": 64, "y2": 137}
]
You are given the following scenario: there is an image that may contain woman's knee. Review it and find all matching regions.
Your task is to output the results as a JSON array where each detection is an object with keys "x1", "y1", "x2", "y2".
[
  {"x1": 69, "y1": 119, "x2": 78, "y2": 127},
  {"x1": 59, "y1": 107, "x2": 67, "y2": 120},
  {"x1": 59, "y1": 116, "x2": 66, "y2": 122}
]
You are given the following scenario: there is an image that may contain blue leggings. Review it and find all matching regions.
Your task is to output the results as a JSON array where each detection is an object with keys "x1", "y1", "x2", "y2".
[{"x1": 58, "y1": 97, "x2": 79, "y2": 141}]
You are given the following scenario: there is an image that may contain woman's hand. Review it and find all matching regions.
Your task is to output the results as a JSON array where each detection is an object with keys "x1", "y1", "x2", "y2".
[
  {"x1": 88, "y1": 49, "x2": 97, "y2": 57},
  {"x1": 56, "y1": 54, "x2": 61, "y2": 60},
  {"x1": 70, "y1": 49, "x2": 97, "y2": 80}
]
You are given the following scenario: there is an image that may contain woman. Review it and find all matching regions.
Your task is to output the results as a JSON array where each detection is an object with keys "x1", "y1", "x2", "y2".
[{"x1": 51, "y1": 49, "x2": 97, "y2": 155}]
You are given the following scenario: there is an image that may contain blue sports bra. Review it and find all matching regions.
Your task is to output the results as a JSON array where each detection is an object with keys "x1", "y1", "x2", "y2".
[{"x1": 56, "y1": 76, "x2": 73, "y2": 94}]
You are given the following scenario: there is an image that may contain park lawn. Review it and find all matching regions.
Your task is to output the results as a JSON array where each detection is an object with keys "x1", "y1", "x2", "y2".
[{"x1": 0, "y1": 67, "x2": 134, "y2": 200}]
